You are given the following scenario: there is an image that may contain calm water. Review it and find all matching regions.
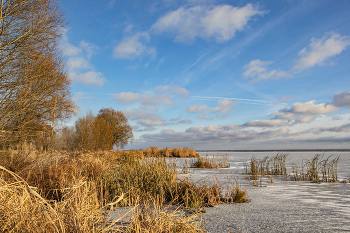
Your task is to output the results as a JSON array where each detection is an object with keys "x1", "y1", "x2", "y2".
[{"x1": 177, "y1": 152, "x2": 350, "y2": 232}]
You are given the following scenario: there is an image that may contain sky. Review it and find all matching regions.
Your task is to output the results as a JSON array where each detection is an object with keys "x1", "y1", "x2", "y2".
[{"x1": 58, "y1": 0, "x2": 350, "y2": 150}]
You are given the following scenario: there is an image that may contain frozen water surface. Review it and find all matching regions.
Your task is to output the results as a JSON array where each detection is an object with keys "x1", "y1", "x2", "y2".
[
  {"x1": 110, "y1": 152, "x2": 350, "y2": 232},
  {"x1": 179, "y1": 152, "x2": 350, "y2": 232}
]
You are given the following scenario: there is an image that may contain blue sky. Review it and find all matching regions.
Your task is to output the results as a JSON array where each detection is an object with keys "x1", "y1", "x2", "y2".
[{"x1": 58, "y1": 0, "x2": 350, "y2": 149}]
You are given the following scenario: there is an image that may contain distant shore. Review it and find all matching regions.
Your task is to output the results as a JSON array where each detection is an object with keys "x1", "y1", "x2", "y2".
[{"x1": 197, "y1": 149, "x2": 350, "y2": 152}]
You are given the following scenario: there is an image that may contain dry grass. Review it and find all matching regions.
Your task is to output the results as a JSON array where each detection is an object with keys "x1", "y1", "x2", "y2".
[
  {"x1": 142, "y1": 147, "x2": 200, "y2": 158},
  {"x1": 244, "y1": 153, "x2": 288, "y2": 181},
  {"x1": 121, "y1": 199, "x2": 206, "y2": 233},
  {"x1": 0, "y1": 165, "x2": 108, "y2": 232},
  {"x1": 244, "y1": 153, "x2": 340, "y2": 184},
  {"x1": 191, "y1": 155, "x2": 230, "y2": 169},
  {"x1": 290, "y1": 154, "x2": 339, "y2": 182},
  {"x1": 0, "y1": 149, "x2": 247, "y2": 232}
]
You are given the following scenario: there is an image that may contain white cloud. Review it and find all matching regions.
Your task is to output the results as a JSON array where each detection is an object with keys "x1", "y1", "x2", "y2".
[
  {"x1": 62, "y1": 43, "x2": 82, "y2": 57},
  {"x1": 186, "y1": 124, "x2": 239, "y2": 134},
  {"x1": 124, "y1": 109, "x2": 192, "y2": 131},
  {"x1": 272, "y1": 112, "x2": 298, "y2": 120},
  {"x1": 179, "y1": 119, "x2": 192, "y2": 124},
  {"x1": 332, "y1": 91, "x2": 350, "y2": 108},
  {"x1": 288, "y1": 100, "x2": 339, "y2": 115},
  {"x1": 243, "y1": 59, "x2": 272, "y2": 77},
  {"x1": 331, "y1": 116, "x2": 343, "y2": 121},
  {"x1": 70, "y1": 71, "x2": 105, "y2": 86},
  {"x1": 62, "y1": 38, "x2": 106, "y2": 86},
  {"x1": 318, "y1": 123, "x2": 350, "y2": 133},
  {"x1": 155, "y1": 85, "x2": 190, "y2": 98},
  {"x1": 67, "y1": 57, "x2": 90, "y2": 70},
  {"x1": 73, "y1": 92, "x2": 84, "y2": 102},
  {"x1": 108, "y1": 0, "x2": 115, "y2": 8},
  {"x1": 140, "y1": 123, "x2": 298, "y2": 145},
  {"x1": 198, "y1": 114, "x2": 213, "y2": 120},
  {"x1": 213, "y1": 99, "x2": 237, "y2": 113},
  {"x1": 124, "y1": 109, "x2": 167, "y2": 127},
  {"x1": 113, "y1": 92, "x2": 141, "y2": 104},
  {"x1": 151, "y1": 4, "x2": 264, "y2": 43},
  {"x1": 293, "y1": 33, "x2": 350, "y2": 71},
  {"x1": 272, "y1": 99, "x2": 340, "y2": 125},
  {"x1": 186, "y1": 99, "x2": 237, "y2": 113},
  {"x1": 186, "y1": 104, "x2": 211, "y2": 113},
  {"x1": 123, "y1": 24, "x2": 134, "y2": 34},
  {"x1": 295, "y1": 115, "x2": 317, "y2": 123},
  {"x1": 113, "y1": 32, "x2": 156, "y2": 59},
  {"x1": 79, "y1": 41, "x2": 99, "y2": 59},
  {"x1": 277, "y1": 96, "x2": 291, "y2": 102},
  {"x1": 242, "y1": 119, "x2": 290, "y2": 127},
  {"x1": 113, "y1": 92, "x2": 175, "y2": 111},
  {"x1": 256, "y1": 70, "x2": 291, "y2": 81},
  {"x1": 243, "y1": 59, "x2": 291, "y2": 82}
]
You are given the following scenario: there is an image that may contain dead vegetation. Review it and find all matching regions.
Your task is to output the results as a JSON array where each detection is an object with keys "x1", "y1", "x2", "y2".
[
  {"x1": 244, "y1": 153, "x2": 341, "y2": 184},
  {"x1": 191, "y1": 154, "x2": 230, "y2": 169},
  {"x1": 0, "y1": 149, "x2": 247, "y2": 232}
]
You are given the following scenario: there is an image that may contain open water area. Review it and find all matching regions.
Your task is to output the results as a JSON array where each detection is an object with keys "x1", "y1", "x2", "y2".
[{"x1": 178, "y1": 151, "x2": 350, "y2": 233}]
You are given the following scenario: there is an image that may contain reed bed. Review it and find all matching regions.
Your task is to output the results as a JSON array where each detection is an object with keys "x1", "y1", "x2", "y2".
[
  {"x1": 244, "y1": 153, "x2": 288, "y2": 180},
  {"x1": 119, "y1": 199, "x2": 206, "y2": 232},
  {"x1": 0, "y1": 165, "x2": 109, "y2": 232},
  {"x1": 244, "y1": 153, "x2": 340, "y2": 183},
  {"x1": 191, "y1": 155, "x2": 230, "y2": 169},
  {"x1": 0, "y1": 149, "x2": 247, "y2": 232},
  {"x1": 141, "y1": 147, "x2": 200, "y2": 158},
  {"x1": 290, "y1": 154, "x2": 339, "y2": 182}
]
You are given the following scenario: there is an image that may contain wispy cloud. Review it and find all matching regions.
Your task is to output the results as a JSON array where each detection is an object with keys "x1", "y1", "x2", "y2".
[
  {"x1": 190, "y1": 95, "x2": 270, "y2": 104},
  {"x1": 151, "y1": 4, "x2": 265, "y2": 43},
  {"x1": 242, "y1": 32, "x2": 350, "y2": 82},
  {"x1": 186, "y1": 99, "x2": 237, "y2": 113},
  {"x1": 155, "y1": 85, "x2": 190, "y2": 98},
  {"x1": 293, "y1": 33, "x2": 350, "y2": 71},
  {"x1": 61, "y1": 37, "x2": 106, "y2": 86},
  {"x1": 198, "y1": 114, "x2": 213, "y2": 120},
  {"x1": 113, "y1": 92, "x2": 175, "y2": 111},
  {"x1": 242, "y1": 120, "x2": 290, "y2": 127},
  {"x1": 113, "y1": 32, "x2": 156, "y2": 59},
  {"x1": 124, "y1": 109, "x2": 192, "y2": 131},
  {"x1": 112, "y1": 85, "x2": 190, "y2": 111},
  {"x1": 243, "y1": 59, "x2": 292, "y2": 82}
]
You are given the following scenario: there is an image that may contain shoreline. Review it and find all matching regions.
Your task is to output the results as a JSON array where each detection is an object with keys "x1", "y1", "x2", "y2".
[{"x1": 197, "y1": 149, "x2": 350, "y2": 152}]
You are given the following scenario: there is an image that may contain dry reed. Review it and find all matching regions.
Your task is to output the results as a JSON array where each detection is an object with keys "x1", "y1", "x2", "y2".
[{"x1": 191, "y1": 155, "x2": 230, "y2": 169}]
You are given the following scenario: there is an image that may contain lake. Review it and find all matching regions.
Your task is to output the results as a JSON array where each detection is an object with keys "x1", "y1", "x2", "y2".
[{"x1": 177, "y1": 151, "x2": 350, "y2": 232}]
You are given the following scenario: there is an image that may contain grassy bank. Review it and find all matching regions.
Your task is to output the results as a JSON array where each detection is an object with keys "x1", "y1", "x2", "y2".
[{"x1": 0, "y1": 149, "x2": 246, "y2": 232}]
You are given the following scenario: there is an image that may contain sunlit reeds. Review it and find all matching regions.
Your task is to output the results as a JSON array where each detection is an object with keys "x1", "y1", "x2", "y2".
[
  {"x1": 290, "y1": 154, "x2": 339, "y2": 182},
  {"x1": 142, "y1": 146, "x2": 200, "y2": 158},
  {"x1": 245, "y1": 153, "x2": 288, "y2": 181},
  {"x1": 0, "y1": 165, "x2": 110, "y2": 232},
  {"x1": 245, "y1": 153, "x2": 340, "y2": 184},
  {"x1": 191, "y1": 154, "x2": 230, "y2": 169},
  {"x1": 0, "y1": 149, "x2": 247, "y2": 232}
]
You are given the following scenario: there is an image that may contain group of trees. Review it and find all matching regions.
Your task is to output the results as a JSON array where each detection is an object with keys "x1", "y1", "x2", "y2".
[
  {"x1": 0, "y1": 0, "x2": 133, "y2": 150},
  {"x1": 57, "y1": 108, "x2": 133, "y2": 151}
]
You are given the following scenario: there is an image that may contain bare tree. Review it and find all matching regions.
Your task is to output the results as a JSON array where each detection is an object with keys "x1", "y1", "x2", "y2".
[{"x1": 0, "y1": 0, "x2": 76, "y2": 146}]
